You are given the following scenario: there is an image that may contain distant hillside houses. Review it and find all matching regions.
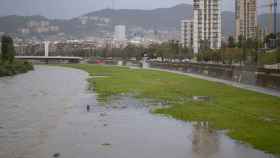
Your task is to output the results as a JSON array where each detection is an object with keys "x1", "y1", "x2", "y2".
[
  {"x1": 78, "y1": 16, "x2": 111, "y2": 25},
  {"x1": 0, "y1": 4, "x2": 278, "y2": 41},
  {"x1": 17, "y1": 20, "x2": 60, "y2": 34}
]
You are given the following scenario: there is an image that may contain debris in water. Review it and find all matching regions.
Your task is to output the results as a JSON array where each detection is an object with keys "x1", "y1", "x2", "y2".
[
  {"x1": 92, "y1": 76, "x2": 108, "y2": 78},
  {"x1": 100, "y1": 113, "x2": 107, "y2": 117},
  {"x1": 112, "y1": 105, "x2": 118, "y2": 109},
  {"x1": 86, "y1": 105, "x2": 90, "y2": 112},
  {"x1": 101, "y1": 143, "x2": 111, "y2": 146},
  {"x1": 103, "y1": 124, "x2": 108, "y2": 127},
  {"x1": 82, "y1": 132, "x2": 87, "y2": 136},
  {"x1": 192, "y1": 96, "x2": 210, "y2": 102},
  {"x1": 262, "y1": 117, "x2": 275, "y2": 122},
  {"x1": 53, "y1": 153, "x2": 60, "y2": 158},
  {"x1": 121, "y1": 106, "x2": 127, "y2": 109}
]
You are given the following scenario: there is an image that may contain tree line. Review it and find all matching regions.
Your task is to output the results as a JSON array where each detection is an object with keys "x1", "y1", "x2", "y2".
[
  {"x1": 1, "y1": 35, "x2": 15, "y2": 63},
  {"x1": 0, "y1": 35, "x2": 33, "y2": 77},
  {"x1": 197, "y1": 34, "x2": 280, "y2": 66},
  {"x1": 95, "y1": 32, "x2": 280, "y2": 66},
  {"x1": 94, "y1": 40, "x2": 193, "y2": 62}
]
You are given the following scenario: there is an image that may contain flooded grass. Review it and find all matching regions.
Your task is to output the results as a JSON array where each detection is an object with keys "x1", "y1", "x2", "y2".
[{"x1": 63, "y1": 64, "x2": 280, "y2": 156}]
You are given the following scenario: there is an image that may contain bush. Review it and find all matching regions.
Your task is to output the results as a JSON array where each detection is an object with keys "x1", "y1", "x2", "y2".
[
  {"x1": 23, "y1": 61, "x2": 34, "y2": 71},
  {"x1": 0, "y1": 61, "x2": 34, "y2": 77},
  {"x1": 259, "y1": 50, "x2": 280, "y2": 65},
  {"x1": 0, "y1": 65, "x2": 11, "y2": 76}
]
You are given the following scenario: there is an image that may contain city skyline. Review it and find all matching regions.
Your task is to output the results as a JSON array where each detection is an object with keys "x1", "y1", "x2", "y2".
[{"x1": 0, "y1": 0, "x2": 268, "y2": 19}]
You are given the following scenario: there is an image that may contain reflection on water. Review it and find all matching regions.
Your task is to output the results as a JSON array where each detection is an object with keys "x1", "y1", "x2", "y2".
[
  {"x1": 0, "y1": 65, "x2": 278, "y2": 158},
  {"x1": 192, "y1": 122, "x2": 220, "y2": 158}
]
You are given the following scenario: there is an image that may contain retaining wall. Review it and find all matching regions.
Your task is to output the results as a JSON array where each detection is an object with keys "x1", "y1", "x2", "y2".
[{"x1": 149, "y1": 62, "x2": 280, "y2": 91}]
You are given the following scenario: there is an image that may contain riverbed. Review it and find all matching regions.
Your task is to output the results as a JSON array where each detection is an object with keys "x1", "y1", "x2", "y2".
[{"x1": 0, "y1": 65, "x2": 277, "y2": 158}]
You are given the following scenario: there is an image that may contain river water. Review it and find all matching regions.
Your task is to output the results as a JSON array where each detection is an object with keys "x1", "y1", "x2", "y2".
[{"x1": 0, "y1": 65, "x2": 277, "y2": 158}]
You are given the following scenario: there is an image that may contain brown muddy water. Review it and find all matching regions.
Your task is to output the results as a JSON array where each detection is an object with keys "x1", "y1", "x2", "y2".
[{"x1": 0, "y1": 65, "x2": 277, "y2": 158}]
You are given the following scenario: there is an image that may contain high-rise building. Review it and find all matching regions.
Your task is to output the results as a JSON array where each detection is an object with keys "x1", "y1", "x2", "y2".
[
  {"x1": 235, "y1": 0, "x2": 257, "y2": 40},
  {"x1": 181, "y1": 19, "x2": 193, "y2": 48},
  {"x1": 193, "y1": 0, "x2": 222, "y2": 53},
  {"x1": 114, "y1": 25, "x2": 126, "y2": 41},
  {"x1": 180, "y1": 0, "x2": 222, "y2": 54}
]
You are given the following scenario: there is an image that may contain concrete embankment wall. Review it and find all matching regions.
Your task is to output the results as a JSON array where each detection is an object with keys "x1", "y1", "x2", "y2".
[{"x1": 149, "y1": 62, "x2": 280, "y2": 91}]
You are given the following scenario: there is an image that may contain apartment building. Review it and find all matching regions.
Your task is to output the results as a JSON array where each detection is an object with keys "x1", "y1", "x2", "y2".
[
  {"x1": 193, "y1": 0, "x2": 222, "y2": 53},
  {"x1": 114, "y1": 25, "x2": 127, "y2": 41},
  {"x1": 235, "y1": 0, "x2": 257, "y2": 40},
  {"x1": 181, "y1": 19, "x2": 193, "y2": 48},
  {"x1": 180, "y1": 0, "x2": 222, "y2": 53}
]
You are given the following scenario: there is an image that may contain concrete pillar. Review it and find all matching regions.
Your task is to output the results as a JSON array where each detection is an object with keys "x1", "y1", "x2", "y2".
[{"x1": 44, "y1": 41, "x2": 49, "y2": 57}]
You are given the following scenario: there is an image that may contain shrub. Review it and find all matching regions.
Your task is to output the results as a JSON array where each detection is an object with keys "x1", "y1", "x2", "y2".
[
  {"x1": 259, "y1": 51, "x2": 279, "y2": 65},
  {"x1": 0, "y1": 61, "x2": 34, "y2": 77}
]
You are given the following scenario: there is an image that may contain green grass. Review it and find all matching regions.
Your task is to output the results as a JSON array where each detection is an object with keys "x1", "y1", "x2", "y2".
[{"x1": 63, "y1": 64, "x2": 280, "y2": 155}]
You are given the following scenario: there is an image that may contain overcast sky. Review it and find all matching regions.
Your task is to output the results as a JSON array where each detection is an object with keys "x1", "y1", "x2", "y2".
[{"x1": 0, "y1": 0, "x2": 268, "y2": 19}]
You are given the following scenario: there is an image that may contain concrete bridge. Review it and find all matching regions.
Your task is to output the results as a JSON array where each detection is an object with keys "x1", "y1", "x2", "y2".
[
  {"x1": 16, "y1": 41, "x2": 82, "y2": 64},
  {"x1": 15, "y1": 56, "x2": 82, "y2": 64}
]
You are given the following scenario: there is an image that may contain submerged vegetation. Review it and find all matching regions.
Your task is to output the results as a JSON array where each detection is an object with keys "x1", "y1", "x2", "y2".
[
  {"x1": 64, "y1": 64, "x2": 280, "y2": 155},
  {"x1": 0, "y1": 35, "x2": 33, "y2": 77}
]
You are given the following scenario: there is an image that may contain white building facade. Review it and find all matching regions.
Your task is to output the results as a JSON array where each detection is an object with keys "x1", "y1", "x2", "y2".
[
  {"x1": 193, "y1": 0, "x2": 222, "y2": 53},
  {"x1": 114, "y1": 25, "x2": 127, "y2": 41},
  {"x1": 181, "y1": 20, "x2": 193, "y2": 48},
  {"x1": 235, "y1": 0, "x2": 257, "y2": 40},
  {"x1": 181, "y1": 0, "x2": 222, "y2": 54}
]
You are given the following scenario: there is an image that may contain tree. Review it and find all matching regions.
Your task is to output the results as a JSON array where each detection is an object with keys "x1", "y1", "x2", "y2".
[
  {"x1": 199, "y1": 40, "x2": 210, "y2": 52},
  {"x1": 147, "y1": 42, "x2": 169, "y2": 62},
  {"x1": 265, "y1": 33, "x2": 276, "y2": 49},
  {"x1": 276, "y1": 48, "x2": 280, "y2": 64},
  {"x1": 169, "y1": 40, "x2": 180, "y2": 59},
  {"x1": 181, "y1": 47, "x2": 193, "y2": 60},
  {"x1": 227, "y1": 36, "x2": 235, "y2": 48},
  {"x1": 146, "y1": 43, "x2": 159, "y2": 59},
  {"x1": 237, "y1": 35, "x2": 245, "y2": 48},
  {"x1": 1, "y1": 35, "x2": 15, "y2": 63},
  {"x1": 123, "y1": 44, "x2": 143, "y2": 59}
]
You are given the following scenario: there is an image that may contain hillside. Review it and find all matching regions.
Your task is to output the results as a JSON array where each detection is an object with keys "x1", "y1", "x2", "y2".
[
  {"x1": 0, "y1": 4, "x2": 278, "y2": 40},
  {"x1": 84, "y1": 4, "x2": 193, "y2": 30}
]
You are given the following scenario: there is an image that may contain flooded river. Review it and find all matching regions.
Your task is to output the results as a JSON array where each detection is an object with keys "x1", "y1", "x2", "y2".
[{"x1": 0, "y1": 65, "x2": 277, "y2": 158}]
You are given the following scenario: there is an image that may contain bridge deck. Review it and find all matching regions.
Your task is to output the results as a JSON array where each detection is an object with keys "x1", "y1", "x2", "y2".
[{"x1": 16, "y1": 56, "x2": 82, "y2": 60}]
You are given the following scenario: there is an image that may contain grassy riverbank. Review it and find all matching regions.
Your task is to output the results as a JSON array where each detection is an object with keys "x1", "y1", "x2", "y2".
[
  {"x1": 0, "y1": 61, "x2": 33, "y2": 77},
  {"x1": 63, "y1": 64, "x2": 280, "y2": 155}
]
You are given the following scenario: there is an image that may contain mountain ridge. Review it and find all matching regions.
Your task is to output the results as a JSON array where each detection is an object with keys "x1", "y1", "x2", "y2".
[{"x1": 0, "y1": 4, "x2": 278, "y2": 40}]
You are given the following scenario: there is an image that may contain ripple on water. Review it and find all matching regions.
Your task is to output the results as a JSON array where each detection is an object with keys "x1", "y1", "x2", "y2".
[
  {"x1": 27, "y1": 94, "x2": 278, "y2": 158},
  {"x1": 0, "y1": 66, "x2": 278, "y2": 158},
  {"x1": 0, "y1": 65, "x2": 89, "y2": 158}
]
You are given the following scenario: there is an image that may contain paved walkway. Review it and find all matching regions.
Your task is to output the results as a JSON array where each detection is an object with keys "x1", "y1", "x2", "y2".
[{"x1": 146, "y1": 67, "x2": 280, "y2": 98}]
